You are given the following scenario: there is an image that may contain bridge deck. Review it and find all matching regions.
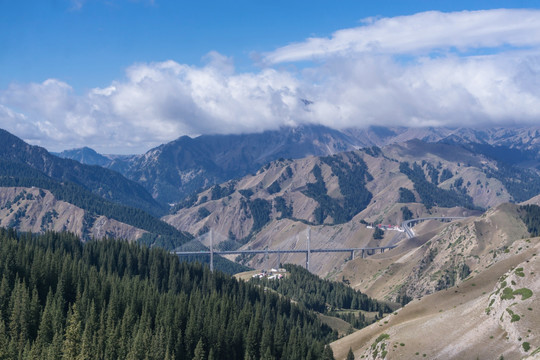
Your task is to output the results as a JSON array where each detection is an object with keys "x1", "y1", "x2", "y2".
[
  {"x1": 172, "y1": 217, "x2": 468, "y2": 271},
  {"x1": 173, "y1": 245, "x2": 397, "y2": 256}
]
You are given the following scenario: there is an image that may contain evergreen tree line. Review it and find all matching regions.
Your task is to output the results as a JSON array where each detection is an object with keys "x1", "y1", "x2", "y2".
[
  {"x1": 0, "y1": 153, "x2": 163, "y2": 217},
  {"x1": 246, "y1": 198, "x2": 272, "y2": 233},
  {"x1": 326, "y1": 311, "x2": 371, "y2": 330},
  {"x1": 274, "y1": 197, "x2": 293, "y2": 219},
  {"x1": 320, "y1": 153, "x2": 373, "y2": 223},
  {"x1": 254, "y1": 265, "x2": 392, "y2": 315},
  {"x1": 519, "y1": 204, "x2": 540, "y2": 237},
  {"x1": 399, "y1": 162, "x2": 477, "y2": 210},
  {"x1": 210, "y1": 183, "x2": 236, "y2": 201},
  {"x1": 302, "y1": 153, "x2": 373, "y2": 225},
  {"x1": 485, "y1": 164, "x2": 540, "y2": 203},
  {"x1": 398, "y1": 188, "x2": 416, "y2": 203},
  {"x1": 0, "y1": 229, "x2": 338, "y2": 360}
]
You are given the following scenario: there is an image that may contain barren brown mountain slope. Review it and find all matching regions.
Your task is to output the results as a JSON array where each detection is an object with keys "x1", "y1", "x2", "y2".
[
  {"x1": 165, "y1": 141, "x2": 507, "y2": 276},
  {"x1": 0, "y1": 187, "x2": 147, "y2": 241}
]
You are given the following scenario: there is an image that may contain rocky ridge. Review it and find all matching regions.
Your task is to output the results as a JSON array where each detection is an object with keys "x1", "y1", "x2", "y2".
[{"x1": 0, "y1": 187, "x2": 147, "y2": 241}]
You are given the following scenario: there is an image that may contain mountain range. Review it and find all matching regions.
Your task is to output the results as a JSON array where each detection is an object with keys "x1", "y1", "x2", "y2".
[
  {"x1": 1, "y1": 124, "x2": 539, "y2": 358},
  {"x1": 164, "y1": 137, "x2": 538, "y2": 272},
  {"x1": 56, "y1": 125, "x2": 540, "y2": 207}
]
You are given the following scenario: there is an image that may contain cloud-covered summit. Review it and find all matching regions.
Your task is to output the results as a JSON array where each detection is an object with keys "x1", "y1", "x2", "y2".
[{"x1": 1, "y1": 9, "x2": 540, "y2": 154}]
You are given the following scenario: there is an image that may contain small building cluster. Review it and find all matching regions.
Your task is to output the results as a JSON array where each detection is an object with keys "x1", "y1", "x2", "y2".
[{"x1": 252, "y1": 268, "x2": 286, "y2": 280}]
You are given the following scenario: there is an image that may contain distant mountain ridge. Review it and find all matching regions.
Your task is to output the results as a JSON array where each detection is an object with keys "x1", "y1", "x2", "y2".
[
  {"x1": 0, "y1": 129, "x2": 164, "y2": 216},
  {"x1": 0, "y1": 186, "x2": 148, "y2": 241},
  {"x1": 54, "y1": 146, "x2": 114, "y2": 167},
  {"x1": 106, "y1": 124, "x2": 363, "y2": 205},
  {"x1": 55, "y1": 125, "x2": 540, "y2": 206}
]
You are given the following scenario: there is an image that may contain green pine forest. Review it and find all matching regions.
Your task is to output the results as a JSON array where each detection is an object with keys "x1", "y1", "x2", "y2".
[
  {"x1": 0, "y1": 229, "x2": 339, "y2": 360},
  {"x1": 254, "y1": 264, "x2": 393, "y2": 330}
]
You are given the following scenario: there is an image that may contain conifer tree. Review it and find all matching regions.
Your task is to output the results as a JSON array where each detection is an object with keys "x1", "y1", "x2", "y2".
[
  {"x1": 322, "y1": 345, "x2": 335, "y2": 360},
  {"x1": 261, "y1": 346, "x2": 275, "y2": 360},
  {"x1": 76, "y1": 302, "x2": 97, "y2": 360},
  {"x1": 0, "y1": 312, "x2": 8, "y2": 360},
  {"x1": 46, "y1": 332, "x2": 63, "y2": 360},
  {"x1": 62, "y1": 303, "x2": 82, "y2": 360},
  {"x1": 193, "y1": 338, "x2": 206, "y2": 360},
  {"x1": 126, "y1": 327, "x2": 146, "y2": 360}
]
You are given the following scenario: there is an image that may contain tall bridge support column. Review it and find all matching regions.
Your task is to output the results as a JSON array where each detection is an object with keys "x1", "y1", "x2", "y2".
[
  {"x1": 306, "y1": 227, "x2": 311, "y2": 272},
  {"x1": 362, "y1": 249, "x2": 365, "y2": 259},
  {"x1": 351, "y1": 250, "x2": 355, "y2": 260},
  {"x1": 209, "y1": 230, "x2": 214, "y2": 273}
]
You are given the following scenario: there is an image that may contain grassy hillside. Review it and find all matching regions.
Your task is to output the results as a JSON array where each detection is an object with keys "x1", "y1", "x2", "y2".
[
  {"x1": 331, "y1": 240, "x2": 539, "y2": 359},
  {"x1": 328, "y1": 204, "x2": 539, "y2": 359}
]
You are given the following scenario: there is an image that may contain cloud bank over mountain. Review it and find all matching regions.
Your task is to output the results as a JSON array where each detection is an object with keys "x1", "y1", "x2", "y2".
[{"x1": 1, "y1": 9, "x2": 540, "y2": 153}]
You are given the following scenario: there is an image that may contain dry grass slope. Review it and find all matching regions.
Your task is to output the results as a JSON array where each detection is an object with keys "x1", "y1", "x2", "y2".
[{"x1": 331, "y1": 206, "x2": 539, "y2": 360}]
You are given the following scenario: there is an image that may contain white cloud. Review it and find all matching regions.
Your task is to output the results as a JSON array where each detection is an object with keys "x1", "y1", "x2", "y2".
[
  {"x1": 1, "y1": 9, "x2": 540, "y2": 154},
  {"x1": 0, "y1": 58, "x2": 307, "y2": 153},
  {"x1": 264, "y1": 9, "x2": 540, "y2": 64}
]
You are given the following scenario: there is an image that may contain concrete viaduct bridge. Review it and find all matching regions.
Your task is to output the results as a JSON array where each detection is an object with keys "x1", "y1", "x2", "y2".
[{"x1": 173, "y1": 217, "x2": 466, "y2": 272}]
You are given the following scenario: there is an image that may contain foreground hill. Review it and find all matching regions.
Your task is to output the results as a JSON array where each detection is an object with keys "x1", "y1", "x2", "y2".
[
  {"x1": 330, "y1": 207, "x2": 539, "y2": 359},
  {"x1": 0, "y1": 229, "x2": 337, "y2": 360}
]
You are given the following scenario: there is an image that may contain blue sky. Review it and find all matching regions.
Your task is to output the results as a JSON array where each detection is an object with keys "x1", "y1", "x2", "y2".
[
  {"x1": 2, "y1": 0, "x2": 538, "y2": 90},
  {"x1": 1, "y1": 1, "x2": 540, "y2": 153}
]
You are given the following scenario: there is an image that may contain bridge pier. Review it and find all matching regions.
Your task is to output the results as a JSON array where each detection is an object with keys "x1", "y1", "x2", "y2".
[
  {"x1": 306, "y1": 227, "x2": 311, "y2": 272},
  {"x1": 209, "y1": 230, "x2": 214, "y2": 272},
  {"x1": 351, "y1": 250, "x2": 355, "y2": 260}
]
